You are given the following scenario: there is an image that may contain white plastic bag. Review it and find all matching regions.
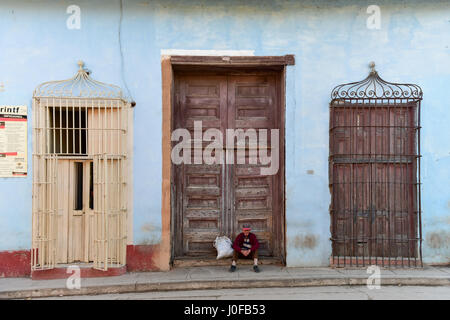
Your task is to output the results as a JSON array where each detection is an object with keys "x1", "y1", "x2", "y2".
[{"x1": 213, "y1": 236, "x2": 234, "y2": 260}]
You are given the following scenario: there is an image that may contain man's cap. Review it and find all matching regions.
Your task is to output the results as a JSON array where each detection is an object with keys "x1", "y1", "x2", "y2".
[{"x1": 242, "y1": 223, "x2": 251, "y2": 231}]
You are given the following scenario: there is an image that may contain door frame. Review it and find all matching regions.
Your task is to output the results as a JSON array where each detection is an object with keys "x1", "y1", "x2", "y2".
[{"x1": 161, "y1": 55, "x2": 294, "y2": 266}]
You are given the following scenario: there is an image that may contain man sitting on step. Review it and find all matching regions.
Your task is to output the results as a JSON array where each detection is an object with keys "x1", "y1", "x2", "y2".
[{"x1": 229, "y1": 224, "x2": 260, "y2": 273}]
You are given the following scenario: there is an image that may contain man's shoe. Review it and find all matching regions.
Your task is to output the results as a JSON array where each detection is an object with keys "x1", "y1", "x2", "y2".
[
  {"x1": 229, "y1": 265, "x2": 236, "y2": 272},
  {"x1": 253, "y1": 265, "x2": 260, "y2": 273}
]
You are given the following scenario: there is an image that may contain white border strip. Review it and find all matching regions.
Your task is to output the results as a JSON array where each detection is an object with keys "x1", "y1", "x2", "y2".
[{"x1": 161, "y1": 49, "x2": 255, "y2": 56}]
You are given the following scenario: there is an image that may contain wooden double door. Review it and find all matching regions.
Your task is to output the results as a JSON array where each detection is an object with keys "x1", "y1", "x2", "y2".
[
  {"x1": 173, "y1": 71, "x2": 284, "y2": 259},
  {"x1": 54, "y1": 157, "x2": 125, "y2": 266},
  {"x1": 55, "y1": 160, "x2": 94, "y2": 263}
]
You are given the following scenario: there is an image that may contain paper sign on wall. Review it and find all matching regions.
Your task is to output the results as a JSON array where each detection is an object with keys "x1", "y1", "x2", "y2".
[{"x1": 0, "y1": 106, "x2": 27, "y2": 177}]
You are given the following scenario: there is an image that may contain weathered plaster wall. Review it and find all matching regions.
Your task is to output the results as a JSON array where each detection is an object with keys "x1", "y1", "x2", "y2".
[{"x1": 0, "y1": 0, "x2": 449, "y2": 266}]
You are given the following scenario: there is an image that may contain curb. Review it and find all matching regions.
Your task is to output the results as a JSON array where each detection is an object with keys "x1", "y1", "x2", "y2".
[{"x1": 1, "y1": 277, "x2": 450, "y2": 299}]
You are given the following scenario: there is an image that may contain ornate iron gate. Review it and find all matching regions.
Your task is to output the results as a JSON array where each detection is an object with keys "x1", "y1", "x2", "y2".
[{"x1": 329, "y1": 63, "x2": 423, "y2": 267}]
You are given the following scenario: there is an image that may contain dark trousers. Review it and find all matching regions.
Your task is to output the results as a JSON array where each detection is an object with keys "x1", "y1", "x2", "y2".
[{"x1": 232, "y1": 249, "x2": 258, "y2": 262}]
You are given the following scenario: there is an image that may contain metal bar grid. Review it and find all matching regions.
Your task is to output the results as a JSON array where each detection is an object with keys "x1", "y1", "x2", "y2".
[{"x1": 329, "y1": 99, "x2": 422, "y2": 268}]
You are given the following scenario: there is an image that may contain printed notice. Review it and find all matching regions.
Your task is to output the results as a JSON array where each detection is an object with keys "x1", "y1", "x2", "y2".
[{"x1": 0, "y1": 106, "x2": 27, "y2": 177}]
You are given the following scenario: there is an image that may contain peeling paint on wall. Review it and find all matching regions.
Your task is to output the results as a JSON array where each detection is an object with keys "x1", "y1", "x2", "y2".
[
  {"x1": 141, "y1": 223, "x2": 158, "y2": 233},
  {"x1": 291, "y1": 234, "x2": 318, "y2": 250},
  {"x1": 137, "y1": 223, "x2": 161, "y2": 245},
  {"x1": 426, "y1": 231, "x2": 450, "y2": 249}
]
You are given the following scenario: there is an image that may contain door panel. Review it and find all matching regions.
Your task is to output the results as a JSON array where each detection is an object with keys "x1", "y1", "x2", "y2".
[
  {"x1": 57, "y1": 160, "x2": 94, "y2": 263},
  {"x1": 84, "y1": 161, "x2": 95, "y2": 262},
  {"x1": 228, "y1": 75, "x2": 278, "y2": 256},
  {"x1": 56, "y1": 160, "x2": 69, "y2": 263},
  {"x1": 182, "y1": 164, "x2": 224, "y2": 256},
  {"x1": 68, "y1": 162, "x2": 84, "y2": 262},
  {"x1": 175, "y1": 76, "x2": 227, "y2": 256}
]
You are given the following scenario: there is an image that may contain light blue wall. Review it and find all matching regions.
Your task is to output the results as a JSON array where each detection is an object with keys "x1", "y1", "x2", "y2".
[{"x1": 0, "y1": 0, "x2": 448, "y2": 266}]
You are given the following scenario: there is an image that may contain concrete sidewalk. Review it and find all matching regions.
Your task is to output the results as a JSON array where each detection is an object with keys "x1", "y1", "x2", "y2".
[{"x1": 1, "y1": 265, "x2": 449, "y2": 299}]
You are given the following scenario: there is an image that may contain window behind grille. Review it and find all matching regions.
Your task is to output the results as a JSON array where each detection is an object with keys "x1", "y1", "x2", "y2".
[
  {"x1": 48, "y1": 107, "x2": 87, "y2": 155},
  {"x1": 329, "y1": 64, "x2": 422, "y2": 268}
]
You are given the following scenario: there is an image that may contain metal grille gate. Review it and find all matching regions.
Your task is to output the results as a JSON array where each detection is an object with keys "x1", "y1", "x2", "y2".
[
  {"x1": 329, "y1": 63, "x2": 423, "y2": 267},
  {"x1": 93, "y1": 154, "x2": 127, "y2": 271},
  {"x1": 31, "y1": 154, "x2": 58, "y2": 270},
  {"x1": 32, "y1": 61, "x2": 129, "y2": 271}
]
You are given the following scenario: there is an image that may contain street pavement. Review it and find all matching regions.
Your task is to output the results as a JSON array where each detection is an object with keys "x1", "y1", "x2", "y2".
[
  {"x1": 33, "y1": 285, "x2": 450, "y2": 300},
  {"x1": 1, "y1": 264, "x2": 449, "y2": 299}
]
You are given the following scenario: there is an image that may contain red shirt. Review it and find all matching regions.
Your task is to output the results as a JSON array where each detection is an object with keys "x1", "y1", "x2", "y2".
[{"x1": 232, "y1": 232, "x2": 259, "y2": 253}]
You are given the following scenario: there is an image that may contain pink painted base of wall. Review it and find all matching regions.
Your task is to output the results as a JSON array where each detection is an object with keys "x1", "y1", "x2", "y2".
[
  {"x1": 0, "y1": 250, "x2": 31, "y2": 278},
  {"x1": 0, "y1": 245, "x2": 161, "y2": 279},
  {"x1": 126, "y1": 244, "x2": 159, "y2": 272},
  {"x1": 31, "y1": 265, "x2": 127, "y2": 280}
]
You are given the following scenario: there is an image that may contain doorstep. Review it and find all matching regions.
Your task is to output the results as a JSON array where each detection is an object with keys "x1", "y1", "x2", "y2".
[{"x1": 172, "y1": 256, "x2": 283, "y2": 268}]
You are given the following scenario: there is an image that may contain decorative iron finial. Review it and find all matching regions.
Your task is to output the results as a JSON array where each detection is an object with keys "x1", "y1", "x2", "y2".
[
  {"x1": 369, "y1": 61, "x2": 376, "y2": 74},
  {"x1": 77, "y1": 60, "x2": 85, "y2": 71}
]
